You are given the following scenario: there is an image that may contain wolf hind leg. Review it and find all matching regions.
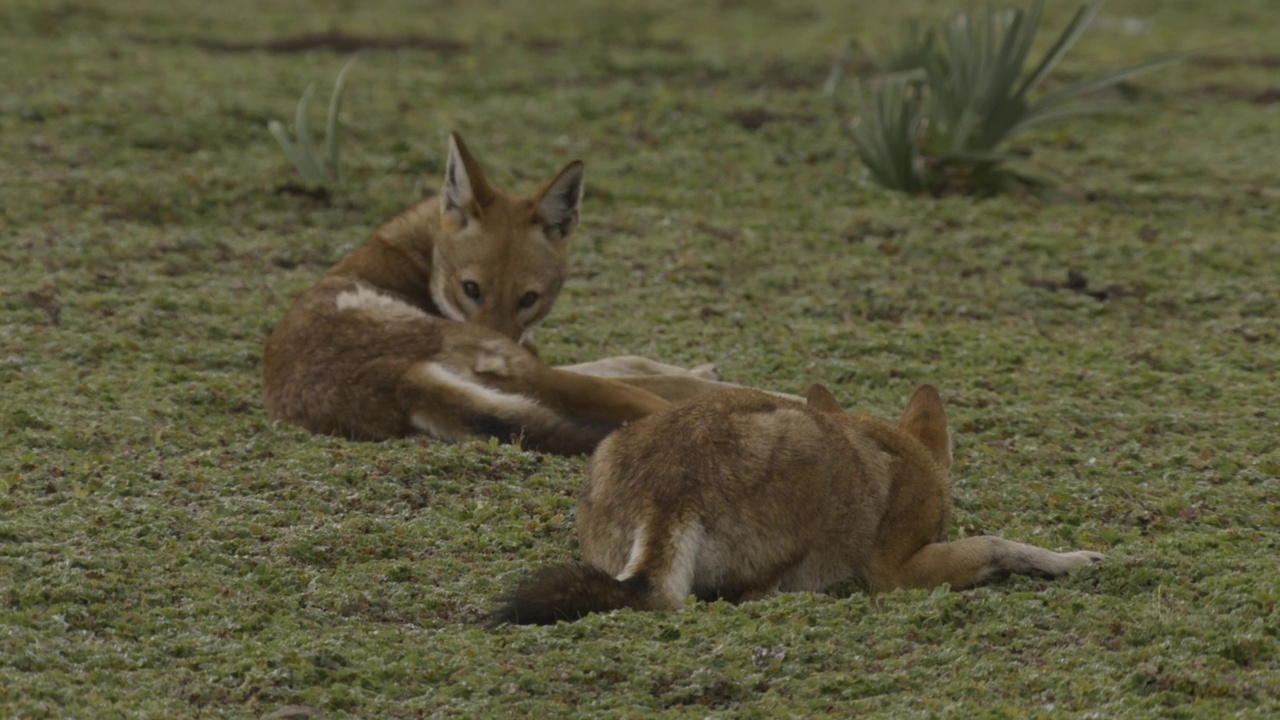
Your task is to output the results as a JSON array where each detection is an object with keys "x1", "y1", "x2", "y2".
[
  {"x1": 559, "y1": 355, "x2": 719, "y2": 380},
  {"x1": 874, "y1": 536, "x2": 1104, "y2": 592},
  {"x1": 557, "y1": 356, "x2": 801, "y2": 403},
  {"x1": 450, "y1": 338, "x2": 674, "y2": 425},
  {"x1": 555, "y1": 355, "x2": 739, "y2": 402},
  {"x1": 608, "y1": 374, "x2": 749, "y2": 402},
  {"x1": 398, "y1": 361, "x2": 615, "y2": 455}
]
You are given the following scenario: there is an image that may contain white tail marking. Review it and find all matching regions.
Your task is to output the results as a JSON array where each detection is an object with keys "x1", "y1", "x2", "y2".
[
  {"x1": 620, "y1": 523, "x2": 650, "y2": 579},
  {"x1": 335, "y1": 284, "x2": 428, "y2": 321},
  {"x1": 619, "y1": 520, "x2": 704, "y2": 608}
]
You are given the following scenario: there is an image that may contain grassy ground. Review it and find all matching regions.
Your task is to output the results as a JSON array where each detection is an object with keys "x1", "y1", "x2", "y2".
[{"x1": 2, "y1": 0, "x2": 1278, "y2": 717}]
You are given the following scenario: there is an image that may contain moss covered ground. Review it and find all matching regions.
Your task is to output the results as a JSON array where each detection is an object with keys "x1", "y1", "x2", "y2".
[{"x1": 1, "y1": 0, "x2": 1277, "y2": 716}]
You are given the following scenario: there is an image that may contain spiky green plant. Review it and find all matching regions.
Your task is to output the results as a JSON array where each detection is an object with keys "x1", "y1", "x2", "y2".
[
  {"x1": 830, "y1": 0, "x2": 1187, "y2": 195},
  {"x1": 268, "y1": 55, "x2": 357, "y2": 187},
  {"x1": 842, "y1": 75, "x2": 929, "y2": 194},
  {"x1": 862, "y1": 18, "x2": 936, "y2": 75}
]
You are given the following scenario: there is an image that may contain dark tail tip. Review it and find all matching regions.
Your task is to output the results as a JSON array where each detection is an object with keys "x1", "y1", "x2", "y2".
[{"x1": 485, "y1": 564, "x2": 651, "y2": 627}]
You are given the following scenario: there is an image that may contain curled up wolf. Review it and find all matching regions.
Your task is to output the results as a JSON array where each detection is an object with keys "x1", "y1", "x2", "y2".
[{"x1": 262, "y1": 133, "x2": 744, "y2": 455}]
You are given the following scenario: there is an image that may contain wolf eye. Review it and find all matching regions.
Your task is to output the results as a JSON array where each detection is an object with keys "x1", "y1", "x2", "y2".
[
  {"x1": 517, "y1": 291, "x2": 539, "y2": 310},
  {"x1": 462, "y1": 281, "x2": 482, "y2": 301}
]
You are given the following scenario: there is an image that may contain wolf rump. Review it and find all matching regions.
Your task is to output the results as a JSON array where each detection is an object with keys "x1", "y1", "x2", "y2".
[
  {"x1": 263, "y1": 133, "x2": 734, "y2": 455},
  {"x1": 490, "y1": 384, "x2": 1104, "y2": 624}
]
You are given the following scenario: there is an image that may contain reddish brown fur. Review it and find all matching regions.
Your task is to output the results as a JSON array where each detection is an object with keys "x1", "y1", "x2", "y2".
[
  {"x1": 490, "y1": 385, "x2": 1104, "y2": 623},
  {"x1": 263, "y1": 133, "x2": 740, "y2": 454}
]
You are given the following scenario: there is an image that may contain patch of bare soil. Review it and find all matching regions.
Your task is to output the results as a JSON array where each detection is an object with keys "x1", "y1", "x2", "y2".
[
  {"x1": 1026, "y1": 269, "x2": 1141, "y2": 302},
  {"x1": 1192, "y1": 54, "x2": 1280, "y2": 70},
  {"x1": 1188, "y1": 84, "x2": 1280, "y2": 105},
  {"x1": 132, "y1": 31, "x2": 468, "y2": 54}
]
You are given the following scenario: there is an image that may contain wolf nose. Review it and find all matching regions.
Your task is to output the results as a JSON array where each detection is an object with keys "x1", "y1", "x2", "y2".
[{"x1": 475, "y1": 309, "x2": 523, "y2": 342}]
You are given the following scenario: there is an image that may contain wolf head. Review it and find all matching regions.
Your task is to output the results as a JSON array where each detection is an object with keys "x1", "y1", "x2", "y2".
[{"x1": 429, "y1": 132, "x2": 584, "y2": 345}]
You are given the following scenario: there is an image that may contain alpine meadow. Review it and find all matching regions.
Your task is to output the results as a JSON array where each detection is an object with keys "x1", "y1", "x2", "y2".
[{"x1": 1, "y1": 0, "x2": 1277, "y2": 718}]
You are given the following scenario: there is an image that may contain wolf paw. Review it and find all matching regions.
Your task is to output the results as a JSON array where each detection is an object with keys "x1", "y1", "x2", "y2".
[
  {"x1": 691, "y1": 363, "x2": 723, "y2": 381},
  {"x1": 1061, "y1": 550, "x2": 1106, "y2": 568}
]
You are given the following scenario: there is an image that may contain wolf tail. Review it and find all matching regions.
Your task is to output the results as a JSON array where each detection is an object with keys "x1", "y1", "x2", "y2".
[{"x1": 486, "y1": 563, "x2": 654, "y2": 626}]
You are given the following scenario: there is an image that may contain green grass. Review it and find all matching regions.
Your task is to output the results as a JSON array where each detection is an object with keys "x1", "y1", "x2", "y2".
[{"x1": 2, "y1": 0, "x2": 1278, "y2": 717}]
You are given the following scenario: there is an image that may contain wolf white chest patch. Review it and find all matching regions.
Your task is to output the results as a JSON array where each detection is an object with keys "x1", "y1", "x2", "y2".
[{"x1": 334, "y1": 284, "x2": 428, "y2": 322}]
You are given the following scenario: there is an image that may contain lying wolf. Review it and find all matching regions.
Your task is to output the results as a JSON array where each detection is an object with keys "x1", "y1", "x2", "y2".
[{"x1": 490, "y1": 384, "x2": 1103, "y2": 624}]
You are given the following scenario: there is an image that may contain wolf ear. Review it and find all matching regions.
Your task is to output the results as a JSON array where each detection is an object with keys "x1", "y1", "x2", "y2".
[
  {"x1": 805, "y1": 384, "x2": 844, "y2": 413},
  {"x1": 900, "y1": 384, "x2": 951, "y2": 470},
  {"x1": 443, "y1": 132, "x2": 494, "y2": 222},
  {"x1": 534, "y1": 160, "x2": 584, "y2": 242}
]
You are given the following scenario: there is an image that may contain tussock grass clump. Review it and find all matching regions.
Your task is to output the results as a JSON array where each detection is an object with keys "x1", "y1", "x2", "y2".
[{"x1": 829, "y1": 0, "x2": 1187, "y2": 195}]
